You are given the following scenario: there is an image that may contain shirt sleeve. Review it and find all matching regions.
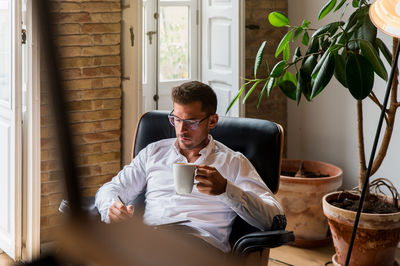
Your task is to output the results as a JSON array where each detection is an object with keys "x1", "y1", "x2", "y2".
[
  {"x1": 94, "y1": 145, "x2": 150, "y2": 223},
  {"x1": 217, "y1": 154, "x2": 284, "y2": 230}
]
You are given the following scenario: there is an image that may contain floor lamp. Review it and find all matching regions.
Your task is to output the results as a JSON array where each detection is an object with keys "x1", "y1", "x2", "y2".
[{"x1": 344, "y1": 0, "x2": 400, "y2": 265}]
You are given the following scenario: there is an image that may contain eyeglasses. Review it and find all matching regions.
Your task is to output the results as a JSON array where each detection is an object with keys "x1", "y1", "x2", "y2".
[{"x1": 168, "y1": 110, "x2": 210, "y2": 131}]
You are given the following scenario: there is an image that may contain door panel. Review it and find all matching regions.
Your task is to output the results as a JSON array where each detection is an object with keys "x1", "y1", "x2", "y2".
[
  {"x1": 142, "y1": 0, "x2": 198, "y2": 112},
  {"x1": 201, "y1": 0, "x2": 239, "y2": 117},
  {"x1": 0, "y1": 0, "x2": 22, "y2": 260}
]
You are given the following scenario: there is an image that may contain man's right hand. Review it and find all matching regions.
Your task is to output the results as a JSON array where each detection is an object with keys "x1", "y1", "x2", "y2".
[{"x1": 108, "y1": 201, "x2": 134, "y2": 223}]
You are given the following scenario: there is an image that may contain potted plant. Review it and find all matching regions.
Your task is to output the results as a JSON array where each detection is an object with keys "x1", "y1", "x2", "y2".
[
  {"x1": 277, "y1": 159, "x2": 342, "y2": 247},
  {"x1": 228, "y1": 0, "x2": 400, "y2": 265}
]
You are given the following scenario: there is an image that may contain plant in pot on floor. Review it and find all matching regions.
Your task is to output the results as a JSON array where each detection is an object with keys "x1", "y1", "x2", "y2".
[{"x1": 227, "y1": 0, "x2": 400, "y2": 265}]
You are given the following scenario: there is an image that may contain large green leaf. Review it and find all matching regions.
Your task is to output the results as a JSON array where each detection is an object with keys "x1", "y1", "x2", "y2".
[
  {"x1": 301, "y1": 55, "x2": 318, "y2": 81},
  {"x1": 302, "y1": 31, "x2": 310, "y2": 46},
  {"x1": 334, "y1": 0, "x2": 346, "y2": 12},
  {"x1": 355, "y1": 12, "x2": 377, "y2": 43},
  {"x1": 270, "y1": 61, "x2": 286, "y2": 77},
  {"x1": 267, "y1": 77, "x2": 276, "y2": 96},
  {"x1": 293, "y1": 27, "x2": 303, "y2": 41},
  {"x1": 296, "y1": 71, "x2": 303, "y2": 104},
  {"x1": 257, "y1": 80, "x2": 269, "y2": 108},
  {"x1": 376, "y1": 38, "x2": 392, "y2": 65},
  {"x1": 254, "y1": 41, "x2": 267, "y2": 78},
  {"x1": 306, "y1": 37, "x2": 319, "y2": 55},
  {"x1": 275, "y1": 30, "x2": 292, "y2": 58},
  {"x1": 359, "y1": 40, "x2": 388, "y2": 81},
  {"x1": 301, "y1": 19, "x2": 310, "y2": 28},
  {"x1": 312, "y1": 21, "x2": 344, "y2": 38},
  {"x1": 226, "y1": 82, "x2": 248, "y2": 113},
  {"x1": 345, "y1": 53, "x2": 374, "y2": 100},
  {"x1": 268, "y1": 12, "x2": 289, "y2": 27},
  {"x1": 334, "y1": 53, "x2": 347, "y2": 87},
  {"x1": 243, "y1": 80, "x2": 262, "y2": 103},
  {"x1": 311, "y1": 51, "x2": 330, "y2": 77},
  {"x1": 278, "y1": 72, "x2": 297, "y2": 100},
  {"x1": 318, "y1": 0, "x2": 337, "y2": 20},
  {"x1": 293, "y1": 47, "x2": 302, "y2": 63},
  {"x1": 283, "y1": 43, "x2": 290, "y2": 62},
  {"x1": 311, "y1": 52, "x2": 335, "y2": 98}
]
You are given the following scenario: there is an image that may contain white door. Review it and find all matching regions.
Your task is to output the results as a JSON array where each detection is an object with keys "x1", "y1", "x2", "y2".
[
  {"x1": 201, "y1": 0, "x2": 240, "y2": 117},
  {"x1": 0, "y1": 0, "x2": 22, "y2": 260},
  {"x1": 142, "y1": 0, "x2": 198, "y2": 112}
]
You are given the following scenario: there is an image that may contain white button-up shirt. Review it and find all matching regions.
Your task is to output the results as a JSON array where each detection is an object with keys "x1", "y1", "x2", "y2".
[{"x1": 95, "y1": 136, "x2": 284, "y2": 252}]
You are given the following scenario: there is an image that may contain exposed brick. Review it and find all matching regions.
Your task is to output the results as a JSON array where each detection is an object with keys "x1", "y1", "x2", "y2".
[
  {"x1": 41, "y1": 181, "x2": 63, "y2": 195},
  {"x1": 63, "y1": 79, "x2": 92, "y2": 90},
  {"x1": 93, "y1": 34, "x2": 120, "y2": 45},
  {"x1": 77, "y1": 165, "x2": 102, "y2": 177},
  {"x1": 103, "y1": 77, "x2": 121, "y2": 87},
  {"x1": 101, "y1": 119, "x2": 121, "y2": 130},
  {"x1": 91, "y1": 13, "x2": 121, "y2": 23},
  {"x1": 53, "y1": 12, "x2": 91, "y2": 23},
  {"x1": 81, "y1": 23, "x2": 120, "y2": 34},
  {"x1": 56, "y1": 35, "x2": 92, "y2": 47},
  {"x1": 82, "y1": 130, "x2": 121, "y2": 143},
  {"x1": 41, "y1": 0, "x2": 124, "y2": 245},
  {"x1": 69, "y1": 109, "x2": 121, "y2": 122},
  {"x1": 101, "y1": 141, "x2": 121, "y2": 153},
  {"x1": 58, "y1": 46, "x2": 81, "y2": 57},
  {"x1": 61, "y1": 68, "x2": 82, "y2": 79},
  {"x1": 54, "y1": 23, "x2": 81, "y2": 35},
  {"x1": 92, "y1": 78, "x2": 103, "y2": 88},
  {"x1": 80, "y1": 151, "x2": 121, "y2": 165},
  {"x1": 81, "y1": 2, "x2": 121, "y2": 12},
  {"x1": 81, "y1": 175, "x2": 113, "y2": 186},
  {"x1": 41, "y1": 205, "x2": 61, "y2": 217},
  {"x1": 75, "y1": 143, "x2": 102, "y2": 154},
  {"x1": 81, "y1": 45, "x2": 120, "y2": 56},
  {"x1": 101, "y1": 162, "x2": 121, "y2": 175},
  {"x1": 41, "y1": 193, "x2": 64, "y2": 207}
]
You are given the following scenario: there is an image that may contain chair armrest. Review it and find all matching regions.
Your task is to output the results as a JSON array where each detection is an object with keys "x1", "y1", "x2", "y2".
[
  {"x1": 232, "y1": 230, "x2": 295, "y2": 256},
  {"x1": 59, "y1": 197, "x2": 100, "y2": 220}
]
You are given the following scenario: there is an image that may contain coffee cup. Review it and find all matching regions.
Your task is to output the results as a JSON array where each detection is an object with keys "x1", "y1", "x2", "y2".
[{"x1": 173, "y1": 163, "x2": 197, "y2": 194}]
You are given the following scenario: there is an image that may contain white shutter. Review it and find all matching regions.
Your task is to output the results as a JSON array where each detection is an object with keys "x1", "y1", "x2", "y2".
[
  {"x1": 201, "y1": 0, "x2": 240, "y2": 117},
  {"x1": 0, "y1": 0, "x2": 22, "y2": 260}
]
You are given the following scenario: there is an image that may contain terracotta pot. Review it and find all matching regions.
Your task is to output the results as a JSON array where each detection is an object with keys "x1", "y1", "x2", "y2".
[
  {"x1": 323, "y1": 192, "x2": 400, "y2": 266},
  {"x1": 276, "y1": 159, "x2": 343, "y2": 247}
]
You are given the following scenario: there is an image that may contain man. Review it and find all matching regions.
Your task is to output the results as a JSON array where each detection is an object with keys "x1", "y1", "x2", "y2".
[{"x1": 95, "y1": 81, "x2": 284, "y2": 252}]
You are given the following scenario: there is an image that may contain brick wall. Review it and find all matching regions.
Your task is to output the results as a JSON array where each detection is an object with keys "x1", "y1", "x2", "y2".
[
  {"x1": 244, "y1": 0, "x2": 288, "y2": 140},
  {"x1": 40, "y1": 0, "x2": 122, "y2": 244}
]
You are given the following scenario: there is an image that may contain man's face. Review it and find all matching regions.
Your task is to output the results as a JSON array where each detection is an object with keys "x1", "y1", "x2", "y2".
[{"x1": 172, "y1": 101, "x2": 218, "y2": 151}]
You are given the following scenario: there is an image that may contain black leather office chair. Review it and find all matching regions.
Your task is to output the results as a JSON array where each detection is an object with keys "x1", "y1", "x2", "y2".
[
  {"x1": 59, "y1": 110, "x2": 294, "y2": 260},
  {"x1": 132, "y1": 111, "x2": 294, "y2": 257}
]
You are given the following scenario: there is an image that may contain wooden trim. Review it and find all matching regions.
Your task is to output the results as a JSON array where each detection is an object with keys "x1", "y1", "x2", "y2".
[
  {"x1": 130, "y1": 112, "x2": 148, "y2": 161},
  {"x1": 22, "y1": 1, "x2": 41, "y2": 260},
  {"x1": 275, "y1": 123, "x2": 284, "y2": 194}
]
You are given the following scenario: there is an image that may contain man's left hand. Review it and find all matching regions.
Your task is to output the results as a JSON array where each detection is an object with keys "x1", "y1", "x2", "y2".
[{"x1": 195, "y1": 165, "x2": 227, "y2": 195}]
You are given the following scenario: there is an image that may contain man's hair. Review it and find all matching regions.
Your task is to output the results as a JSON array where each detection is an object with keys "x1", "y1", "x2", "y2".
[{"x1": 171, "y1": 81, "x2": 217, "y2": 115}]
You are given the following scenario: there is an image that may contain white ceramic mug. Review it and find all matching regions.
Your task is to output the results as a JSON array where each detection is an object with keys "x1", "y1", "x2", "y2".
[{"x1": 173, "y1": 163, "x2": 197, "y2": 194}]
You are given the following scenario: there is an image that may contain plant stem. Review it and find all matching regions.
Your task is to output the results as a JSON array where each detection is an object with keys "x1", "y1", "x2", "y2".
[
  {"x1": 357, "y1": 100, "x2": 367, "y2": 189},
  {"x1": 371, "y1": 38, "x2": 400, "y2": 175}
]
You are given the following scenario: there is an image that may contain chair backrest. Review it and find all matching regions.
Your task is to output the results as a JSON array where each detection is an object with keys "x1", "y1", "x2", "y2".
[
  {"x1": 132, "y1": 110, "x2": 284, "y2": 245},
  {"x1": 133, "y1": 110, "x2": 283, "y2": 194}
]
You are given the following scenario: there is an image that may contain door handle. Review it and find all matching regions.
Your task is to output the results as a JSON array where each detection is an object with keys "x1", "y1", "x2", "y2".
[{"x1": 146, "y1": 31, "x2": 157, "y2": 45}]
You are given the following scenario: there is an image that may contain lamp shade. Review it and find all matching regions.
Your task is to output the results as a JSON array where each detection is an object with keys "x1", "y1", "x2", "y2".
[{"x1": 370, "y1": 0, "x2": 400, "y2": 37}]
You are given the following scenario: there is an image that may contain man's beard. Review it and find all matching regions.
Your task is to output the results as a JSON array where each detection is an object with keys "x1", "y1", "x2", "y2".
[{"x1": 177, "y1": 134, "x2": 209, "y2": 151}]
